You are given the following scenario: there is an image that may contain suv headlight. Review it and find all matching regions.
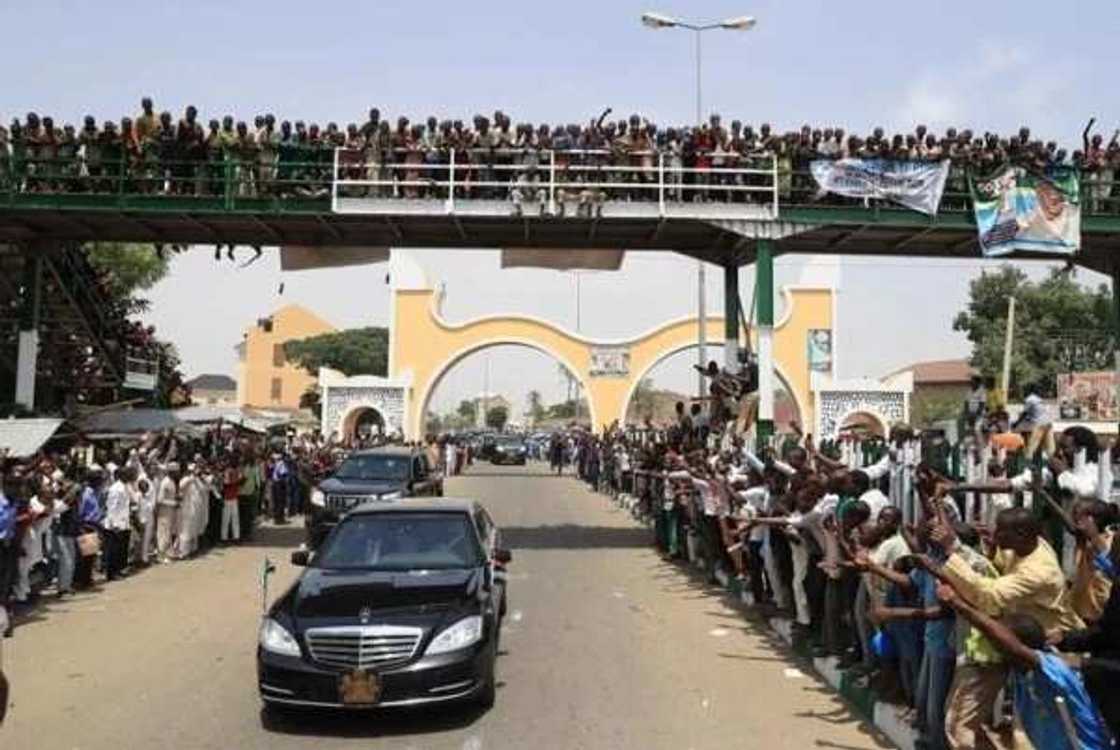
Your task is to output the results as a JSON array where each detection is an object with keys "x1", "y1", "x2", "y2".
[
  {"x1": 425, "y1": 615, "x2": 483, "y2": 655},
  {"x1": 379, "y1": 490, "x2": 403, "y2": 501},
  {"x1": 259, "y1": 618, "x2": 301, "y2": 657},
  {"x1": 310, "y1": 489, "x2": 325, "y2": 508}
]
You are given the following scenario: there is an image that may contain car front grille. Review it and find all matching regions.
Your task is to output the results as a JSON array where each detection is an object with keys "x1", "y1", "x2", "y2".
[
  {"x1": 304, "y1": 625, "x2": 423, "y2": 670},
  {"x1": 325, "y1": 494, "x2": 375, "y2": 513}
]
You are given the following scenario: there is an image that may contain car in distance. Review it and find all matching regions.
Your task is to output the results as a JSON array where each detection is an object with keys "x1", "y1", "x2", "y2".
[
  {"x1": 258, "y1": 499, "x2": 511, "y2": 713},
  {"x1": 306, "y1": 447, "x2": 442, "y2": 548},
  {"x1": 489, "y1": 437, "x2": 527, "y2": 466}
]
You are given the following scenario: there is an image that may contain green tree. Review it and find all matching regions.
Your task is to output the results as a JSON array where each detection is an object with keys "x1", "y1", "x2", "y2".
[
  {"x1": 630, "y1": 377, "x2": 657, "y2": 421},
  {"x1": 486, "y1": 404, "x2": 509, "y2": 431},
  {"x1": 910, "y1": 390, "x2": 964, "y2": 429},
  {"x1": 426, "y1": 411, "x2": 443, "y2": 435},
  {"x1": 953, "y1": 265, "x2": 1116, "y2": 399},
  {"x1": 457, "y1": 399, "x2": 477, "y2": 423},
  {"x1": 526, "y1": 390, "x2": 545, "y2": 425},
  {"x1": 284, "y1": 327, "x2": 389, "y2": 377},
  {"x1": 547, "y1": 399, "x2": 578, "y2": 419},
  {"x1": 86, "y1": 242, "x2": 169, "y2": 296}
]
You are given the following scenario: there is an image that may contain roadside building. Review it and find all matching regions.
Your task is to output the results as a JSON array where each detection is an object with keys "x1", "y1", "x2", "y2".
[
  {"x1": 186, "y1": 374, "x2": 237, "y2": 406},
  {"x1": 236, "y1": 305, "x2": 335, "y2": 409}
]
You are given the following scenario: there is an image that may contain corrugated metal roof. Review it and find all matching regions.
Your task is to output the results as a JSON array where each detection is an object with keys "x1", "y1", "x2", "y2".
[
  {"x1": 887, "y1": 358, "x2": 976, "y2": 385},
  {"x1": 186, "y1": 374, "x2": 236, "y2": 391},
  {"x1": 0, "y1": 418, "x2": 64, "y2": 457},
  {"x1": 75, "y1": 409, "x2": 185, "y2": 434}
]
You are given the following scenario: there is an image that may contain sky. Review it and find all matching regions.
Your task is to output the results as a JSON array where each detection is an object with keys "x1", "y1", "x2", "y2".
[{"x1": 3, "y1": 0, "x2": 1118, "y2": 418}]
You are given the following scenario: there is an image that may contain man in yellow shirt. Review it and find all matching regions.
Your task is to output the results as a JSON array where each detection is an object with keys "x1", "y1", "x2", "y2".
[
  {"x1": 927, "y1": 506, "x2": 1082, "y2": 641},
  {"x1": 920, "y1": 508, "x2": 1082, "y2": 749}
]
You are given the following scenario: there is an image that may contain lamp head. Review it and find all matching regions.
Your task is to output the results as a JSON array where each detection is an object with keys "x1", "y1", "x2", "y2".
[
  {"x1": 720, "y1": 15, "x2": 757, "y2": 30},
  {"x1": 641, "y1": 11, "x2": 678, "y2": 28}
]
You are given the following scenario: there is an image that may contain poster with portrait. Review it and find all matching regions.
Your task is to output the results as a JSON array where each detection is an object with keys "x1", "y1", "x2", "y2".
[
  {"x1": 1056, "y1": 370, "x2": 1118, "y2": 421},
  {"x1": 807, "y1": 329, "x2": 832, "y2": 373},
  {"x1": 969, "y1": 166, "x2": 1081, "y2": 257}
]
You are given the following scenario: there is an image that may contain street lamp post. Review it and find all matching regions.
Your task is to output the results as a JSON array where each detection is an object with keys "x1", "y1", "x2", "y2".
[{"x1": 640, "y1": 11, "x2": 756, "y2": 398}]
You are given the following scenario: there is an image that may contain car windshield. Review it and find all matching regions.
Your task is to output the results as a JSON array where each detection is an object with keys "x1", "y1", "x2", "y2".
[
  {"x1": 314, "y1": 513, "x2": 484, "y2": 571},
  {"x1": 333, "y1": 454, "x2": 411, "y2": 481}
]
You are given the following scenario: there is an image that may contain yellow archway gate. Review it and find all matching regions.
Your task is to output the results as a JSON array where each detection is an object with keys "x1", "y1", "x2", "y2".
[{"x1": 387, "y1": 252, "x2": 833, "y2": 439}]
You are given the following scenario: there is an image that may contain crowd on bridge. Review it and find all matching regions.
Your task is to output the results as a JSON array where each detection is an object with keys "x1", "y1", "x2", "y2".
[
  {"x1": 2, "y1": 99, "x2": 1117, "y2": 214},
  {"x1": 0, "y1": 426, "x2": 344, "y2": 638},
  {"x1": 549, "y1": 363, "x2": 1120, "y2": 750}
]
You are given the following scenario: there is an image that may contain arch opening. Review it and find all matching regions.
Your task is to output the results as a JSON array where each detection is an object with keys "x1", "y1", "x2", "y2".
[
  {"x1": 623, "y1": 343, "x2": 803, "y2": 432},
  {"x1": 342, "y1": 406, "x2": 385, "y2": 443},
  {"x1": 838, "y1": 410, "x2": 888, "y2": 439},
  {"x1": 418, "y1": 341, "x2": 592, "y2": 436}
]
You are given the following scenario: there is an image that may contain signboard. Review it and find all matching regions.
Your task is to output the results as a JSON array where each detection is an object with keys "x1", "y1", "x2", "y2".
[
  {"x1": 1056, "y1": 370, "x2": 1118, "y2": 421},
  {"x1": 808, "y1": 329, "x2": 832, "y2": 372},
  {"x1": 970, "y1": 166, "x2": 1081, "y2": 257},
  {"x1": 589, "y1": 347, "x2": 629, "y2": 377},
  {"x1": 810, "y1": 159, "x2": 949, "y2": 215},
  {"x1": 124, "y1": 353, "x2": 158, "y2": 391}
]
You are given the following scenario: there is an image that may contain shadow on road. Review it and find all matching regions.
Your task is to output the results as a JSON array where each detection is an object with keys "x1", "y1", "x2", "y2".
[
  {"x1": 260, "y1": 700, "x2": 487, "y2": 738},
  {"x1": 457, "y1": 470, "x2": 566, "y2": 479},
  {"x1": 503, "y1": 523, "x2": 652, "y2": 550},
  {"x1": 243, "y1": 522, "x2": 307, "y2": 550}
]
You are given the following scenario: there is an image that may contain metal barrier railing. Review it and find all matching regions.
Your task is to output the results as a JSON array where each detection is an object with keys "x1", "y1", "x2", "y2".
[
  {"x1": 329, "y1": 148, "x2": 780, "y2": 219},
  {"x1": 3, "y1": 150, "x2": 1120, "y2": 217}
]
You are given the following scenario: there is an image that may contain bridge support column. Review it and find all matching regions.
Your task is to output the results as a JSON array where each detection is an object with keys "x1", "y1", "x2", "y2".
[
  {"x1": 1113, "y1": 263, "x2": 1120, "y2": 405},
  {"x1": 723, "y1": 264, "x2": 739, "y2": 370},
  {"x1": 756, "y1": 240, "x2": 775, "y2": 447},
  {"x1": 15, "y1": 248, "x2": 44, "y2": 411}
]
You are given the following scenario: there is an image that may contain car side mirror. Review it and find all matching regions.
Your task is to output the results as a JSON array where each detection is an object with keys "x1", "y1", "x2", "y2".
[
  {"x1": 493, "y1": 548, "x2": 512, "y2": 565},
  {"x1": 291, "y1": 550, "x2": 310, "y2": 566}
]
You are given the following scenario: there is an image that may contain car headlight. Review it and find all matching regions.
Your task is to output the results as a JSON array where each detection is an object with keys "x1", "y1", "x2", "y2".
[
  {"x1": 425, "y1": 615, "x2": 483, "y2": 655},
  {"x1": 379, "y1": 491, "x2": 403, "y2": 501},
  {"x1": 310, "y1": 489, "x2": 325, "y2": 508},
  {"x1": 259, "y1": 618, "x2": 301, "y2": 657}
]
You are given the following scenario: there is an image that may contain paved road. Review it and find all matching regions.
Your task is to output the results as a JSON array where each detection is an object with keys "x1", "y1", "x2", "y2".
[{"x1": 3, "y1": 463, "x2": 890, "y2": 750}]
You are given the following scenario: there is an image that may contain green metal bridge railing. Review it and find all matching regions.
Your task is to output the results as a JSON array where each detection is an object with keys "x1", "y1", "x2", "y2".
[{"x1": 2, "y1": 151, "x2": 1116, "y2": 219}]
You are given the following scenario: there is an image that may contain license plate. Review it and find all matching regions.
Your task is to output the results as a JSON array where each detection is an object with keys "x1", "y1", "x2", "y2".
[{"x1": 339, "y1": 670, "x2": 381, "y2": 705}]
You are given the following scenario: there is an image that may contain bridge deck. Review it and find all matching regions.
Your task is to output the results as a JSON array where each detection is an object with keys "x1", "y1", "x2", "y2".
[{"x1": 3, "y1": 160, "x2": 1120, "y2": 272}]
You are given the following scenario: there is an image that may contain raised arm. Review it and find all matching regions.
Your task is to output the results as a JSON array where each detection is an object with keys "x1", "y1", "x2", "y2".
[
  {"x1": 845, "y1": 549, "x2": 916, "y2": 593},
  {"x1": 1084, "y1": 117, "x2": 1096, "y2": 154},
  {"x1": 594, "y1": 108, "x2": 612, "y2": 131}
]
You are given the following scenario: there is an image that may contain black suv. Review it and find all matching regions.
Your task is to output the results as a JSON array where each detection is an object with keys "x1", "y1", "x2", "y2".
[
  {"x1": 306, "y1": 447, "x2": 443, "y2": 548},
  {"x1": 258, "y1": 499, "x2": 511, "y2": 712}
]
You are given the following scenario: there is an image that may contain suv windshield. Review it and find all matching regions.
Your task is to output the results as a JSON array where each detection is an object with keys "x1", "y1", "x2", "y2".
[
  {"x1": 314, "y1": 513, "x2": 484, "y2": 571},
  {"x1": 333, "y1": 454, "x2": 411, "y2": 481}
]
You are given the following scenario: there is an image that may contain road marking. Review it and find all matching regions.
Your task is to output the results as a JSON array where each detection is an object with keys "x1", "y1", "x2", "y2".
[
  {"x1": 708, "y1": 628, "x2": 730, "y2": 637},
  {"x1": 784, "y1": 668, "x2": 805, "y2": 678}
]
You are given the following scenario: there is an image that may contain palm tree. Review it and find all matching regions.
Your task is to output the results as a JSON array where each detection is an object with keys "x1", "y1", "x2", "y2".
[{"x1": 526, "y1": 390, "x2": 544, "y2": 426}]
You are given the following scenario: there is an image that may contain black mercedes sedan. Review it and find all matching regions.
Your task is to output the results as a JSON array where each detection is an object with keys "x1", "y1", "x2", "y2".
[
  {"x1": 489, "y1": 437, "x2": 528, "y2": 466},
  {"x1": 258, "y1": 499, "x2": 510, "y2": 714}
]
